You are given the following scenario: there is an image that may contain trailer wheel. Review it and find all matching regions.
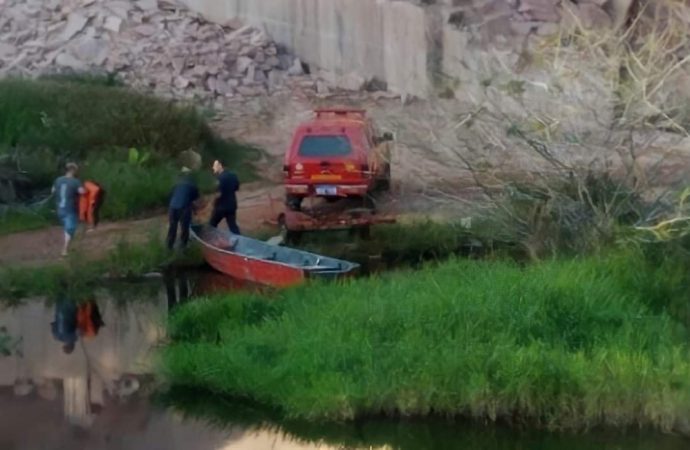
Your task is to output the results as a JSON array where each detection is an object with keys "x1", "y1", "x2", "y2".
[
  {"x1": 278, "y1": 214, "x2": 302, "y2": 245},
  {"x1": 364, "y1": 194, "x2": 377, "y2": 212},
  {"x1": 286, "y1": 195, "x2": 303, "y2": 211}
]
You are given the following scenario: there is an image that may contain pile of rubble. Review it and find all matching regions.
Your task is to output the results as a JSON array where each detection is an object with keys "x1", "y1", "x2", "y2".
[{"x1": 0, "y1": 0, "x2": 317, "y2": 101}]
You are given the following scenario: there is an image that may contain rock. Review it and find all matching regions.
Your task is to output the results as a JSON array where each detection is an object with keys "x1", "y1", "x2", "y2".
[
  {"x1": 579, "y1": 0, "x2": 608, "y2": 6},
  {"x1": 608, "y1": 0, "x2": 634, "y2": 29},
  {"x1": 223, "y1": 17, "x2": 244, "y2": 29},
  {"x1": 536, "y1": 22, "x2": 560, "y2": 35},
  {"x1": 236, "y1": 85, "x2": 264, "y2": 96},
  {"x1": 0, "y1": 0, "x2": 311, "y2": 101},
  {"x1": 225, "y1": 25, "x2": 253, "y2": 42},
  {"x1": 265, "y1": 55, "x2": 281, "y2": 68},
  {"x1": 244, "y1": 64, "x2": 256, "y2": 84},
  {"x1": 205, "y1": 76, "x2": 217, "y2": 92},
  {"x1": 72, "y1": 37, "x2": 109, "y2": 65},
  {"x1": 562, "y1": 2, "x2": 612, "y2": 29},
  {"x1": 235, "y1": 56, "x2": 253, "y2": 74},
  {"x1": 55, "y1": 52, "x2": 86, "y2": 70},
  {"x1": 60, "y1": 12, "x2": 88, "y2": 41},
  {"x1": 106, "y1": 1, "x2": 134, "y2": 19},
  {"x1": 250, "y1": 30, "x2": 268, "y2": 47},
  {"x1": 340, "y1": 73, "x2": 366, "y2": 91},
  {"x1": 103, "y1": 16, "x2": 123, "y2": 33},
  {"x1": 277, "y1": 54, "x2": 293, "y2": 71},
  {"x1": 171, "y1": 57, "x2": 185, "y2": 74},
  {"x1": 0, "y1": 43, "x2": 16, "y2": 58},
  {"x1": 215, "y1": 78, "x2": 233, "y2": 95},
  {"x1": 287, "y1": 58, "x2": 304, "y2": 76},
  {"x1": 316, "y1": 79, "x2": 330, "y2": 95},
  {"x1": 253, "y1": 69, "x2": 267, "y2": 84},
  {"x1": 134, "y1": 25, "x2": 158, "y2": 36},
  {"x1": 267, "y1": 69, "x2": 285, "y2": 91},
  {"x1": 363, "y1": 77, "x2": 388, "y2": 92},
  {"x1": 136, "y1": 0, "x2": 158, "y2": 11},
  {"x1": 173, "y1": 76, "x2": 190, "y2": 89}
]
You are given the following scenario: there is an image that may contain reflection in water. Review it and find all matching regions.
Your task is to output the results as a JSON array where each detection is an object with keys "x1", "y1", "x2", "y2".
[
  {"x1": 1, "y1": 284, "x2": 167, "y2": 432},
  {"x1": 1, "y1": 273, "x2": 689, "y2": 450},
  {"x1": 159, "y1": 387, "x2": 690, "y2": 450}
]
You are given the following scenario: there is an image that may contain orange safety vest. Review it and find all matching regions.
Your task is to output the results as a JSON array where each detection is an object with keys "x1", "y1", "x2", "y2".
[
  {"x1": 79, "y1": 181, "x2": 102, "y2": 226},
  {"x1": 77, "y1": 301, "x2": 103, "y2": 338}
]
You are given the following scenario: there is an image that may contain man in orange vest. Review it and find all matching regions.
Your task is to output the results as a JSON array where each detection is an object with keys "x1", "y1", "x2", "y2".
[
  {"x1": 79, "y1": 181, "x2": 105, "y2": 231},
  {"x1": 77, "y1": 300, "x2": 104, "y2": 339}
]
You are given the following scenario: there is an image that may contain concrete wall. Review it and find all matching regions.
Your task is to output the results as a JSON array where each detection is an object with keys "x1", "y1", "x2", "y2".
[{"x1": 178, "y1": 0, "x2": 431, "y2": 96}]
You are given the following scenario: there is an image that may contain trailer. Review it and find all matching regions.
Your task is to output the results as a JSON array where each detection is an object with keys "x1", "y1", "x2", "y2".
[{"x1": 265, "y1": 196, "x2": 396, "y2": 244}]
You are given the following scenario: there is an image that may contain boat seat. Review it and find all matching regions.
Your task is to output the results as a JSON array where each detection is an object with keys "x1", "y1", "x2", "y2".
[{"x1": 242, "y1": 250, "x2": 279, "y2": 261}]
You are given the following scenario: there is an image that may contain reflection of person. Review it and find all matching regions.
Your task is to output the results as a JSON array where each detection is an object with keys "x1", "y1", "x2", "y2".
[
  {"x1": 77, "y1": 300, "x2": 104, "y2": 338},
  {"x1": 51, "y1": 297, "x2": 104, "y2": 353},
  {"x1": 51, "y1": 298, "x2": 78, "y2": 354},
  {"x1": 52, "y1": 162, "x2": 87, "y2": 256},
  {"x1": 210, "y1": 159, "x2": 241, "y2": 234},
  {"x1": 164, "y1": 270, "x2": 190, "y2": 310}
]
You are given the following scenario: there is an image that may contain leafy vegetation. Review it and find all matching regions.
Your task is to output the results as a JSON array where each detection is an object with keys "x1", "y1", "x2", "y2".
[
  {"x1": 0, "y1": 77, "x2": 260, "y2": 229},
  {"x1": 161, "y1": 246, "x2": 690, "y2": 432}
]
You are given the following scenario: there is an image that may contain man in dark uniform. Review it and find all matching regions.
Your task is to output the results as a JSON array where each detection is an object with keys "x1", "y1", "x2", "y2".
[
  {"x1": 167, "y1": 167, "x2": 200, "y2": 250},
  {"x1": 210, "y1": 159, "x2": 241, "y2": 234}
]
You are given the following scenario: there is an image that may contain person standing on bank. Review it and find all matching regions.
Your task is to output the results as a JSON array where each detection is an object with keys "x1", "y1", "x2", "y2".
[
  {"x1": 167, "y1": 167, "x2": 200, "y2": 250},
  {"x1": 210, "y1": 159, "x2": 241, "y2": 234},
  {"x1": 52, "y1": 162, "x2": 86, "y2": 257}
]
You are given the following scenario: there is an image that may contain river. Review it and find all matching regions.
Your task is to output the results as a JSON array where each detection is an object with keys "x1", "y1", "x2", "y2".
[{"x1": 0, "y1": 272, "x2": 687, "y2": 450}]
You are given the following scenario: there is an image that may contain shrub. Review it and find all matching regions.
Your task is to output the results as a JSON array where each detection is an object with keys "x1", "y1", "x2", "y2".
[{"x1": 161, "y1": 250, "x2": 690, "y2": 431}]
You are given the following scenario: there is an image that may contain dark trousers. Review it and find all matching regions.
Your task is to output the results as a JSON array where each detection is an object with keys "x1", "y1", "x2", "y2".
[
  {"x1": 210, "y1": 207, "x2": 240, "y2": 235},
  {"x1": 93, "y1": 189, "x2": 105, "y2": 227},
  {"x1": 167, "y1": 207, "x2": 192, "y2": 249}
]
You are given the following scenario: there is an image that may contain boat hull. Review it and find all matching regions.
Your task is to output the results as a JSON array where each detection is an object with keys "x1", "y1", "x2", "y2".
[
  {"x1": 200, "y1": 244, "x2": 307, "y2": 287},
  {"x1": 191, "y1": 225, "x2": 359, "y2": 288}
]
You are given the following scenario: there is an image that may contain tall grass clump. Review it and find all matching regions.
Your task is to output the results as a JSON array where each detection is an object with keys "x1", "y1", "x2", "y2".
[
  {"x1": 0, "y1": 77, "x2": 260, "y2": 226},
  {"x1": 160, "y1": 251, "x2": 690, "y2": 432}
]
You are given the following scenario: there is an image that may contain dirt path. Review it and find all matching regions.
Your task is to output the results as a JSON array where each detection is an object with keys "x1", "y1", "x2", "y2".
[
  {"x1": 0, "y1": 89, "x2": 476, "y2": 269},
  {"x1": 0, "y1": 182, "x2": 285, "y2": 269}
]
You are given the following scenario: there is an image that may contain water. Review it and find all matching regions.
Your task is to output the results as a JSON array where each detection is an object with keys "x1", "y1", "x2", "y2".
[{"x1": 0, "y1": 273, "x2": 687, "y2": 450}]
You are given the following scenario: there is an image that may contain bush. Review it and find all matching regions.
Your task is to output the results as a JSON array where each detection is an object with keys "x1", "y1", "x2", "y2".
[
  {"x1": 0, "y1": 78, "x2": 205, "y2": 157},
  {"x1": 0, "y1": 77, "x2": 260, "y2": 226},
  {"x1": 161, "y1": 250, "x2": 690, "y2": 431}
]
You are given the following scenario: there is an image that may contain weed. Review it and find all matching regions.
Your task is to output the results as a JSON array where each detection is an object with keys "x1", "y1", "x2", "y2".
[
  {"x1": 161, "y1": 250, "x2": 690, "y2": 431},
  {"x1": 0, "y1": 77, "x2": 261, "y2": 229}
]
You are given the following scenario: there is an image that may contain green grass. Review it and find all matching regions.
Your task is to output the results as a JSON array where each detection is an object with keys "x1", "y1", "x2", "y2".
[
  {"x1": 0, "y1": 77, "x2": 261, "y2": 229},
  {"x1": 0, "y1": 209, "x2": 51, "y2": 236},
  {"x1": 0, "y1": 232, "x2": 203, "y2": 302},
  {"x1": 287, "y1": 220, "x2": 516, "y2": 271},
  {"x1": 160, "y1": 249, "x2": 690, "y2": 432}
]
